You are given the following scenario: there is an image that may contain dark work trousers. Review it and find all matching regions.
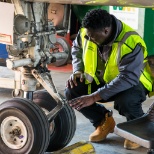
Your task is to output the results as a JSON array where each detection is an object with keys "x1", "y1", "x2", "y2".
[{"x1": 65, "y1": 79, "x2": 148, "y2": 127}]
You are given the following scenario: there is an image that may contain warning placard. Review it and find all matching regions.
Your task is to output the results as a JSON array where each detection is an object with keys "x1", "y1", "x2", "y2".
[
  {"x1": 0, "y1": 2, "x2": 14, "y2": 45},
  {"x1": 0, "y1": 33, "x2": 12, "y2": 44}
]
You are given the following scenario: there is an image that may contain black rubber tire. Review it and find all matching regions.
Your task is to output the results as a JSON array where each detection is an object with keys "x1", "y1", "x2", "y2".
[
  {"x1": 0, "y1": 98, "x2": 50, "y2": 154},
  {"x1": 51, "y1": 37, "x2": 71, "y2": 67},
  {"x1": 33, "y1": 90, "x2": 76, "y2": 152}
]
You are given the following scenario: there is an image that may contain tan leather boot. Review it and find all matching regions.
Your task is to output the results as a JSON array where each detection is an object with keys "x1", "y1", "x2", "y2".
[
  {"x1": 89, "y1": 111, "x2": 115, "y2": 142},
  {"x1": 124, "y1": 139, "x2": 141, "y2": 150}
]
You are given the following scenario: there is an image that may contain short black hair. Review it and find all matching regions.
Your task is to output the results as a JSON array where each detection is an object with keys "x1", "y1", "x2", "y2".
[{"x1": 82, "y1": 9, "x2": 112, "y2": 31}]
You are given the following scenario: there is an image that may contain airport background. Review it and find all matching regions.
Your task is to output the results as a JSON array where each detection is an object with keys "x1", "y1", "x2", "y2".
[{"x1": 0, "y1": 3, "x2": 154, "y2": 154}]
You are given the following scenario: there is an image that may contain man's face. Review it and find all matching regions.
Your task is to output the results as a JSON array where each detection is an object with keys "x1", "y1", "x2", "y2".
[{"x1": 86, "y1": 28, "x2": 108, "y2": 46}]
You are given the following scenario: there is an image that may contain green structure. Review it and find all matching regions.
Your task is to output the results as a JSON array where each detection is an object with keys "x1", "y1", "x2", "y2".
[
  {"x1": 72, "y1": 5, "x2": 109, "y2": 23},
  {"x1": 144, "y1": 8, "x2": 154, "y2": 56}
]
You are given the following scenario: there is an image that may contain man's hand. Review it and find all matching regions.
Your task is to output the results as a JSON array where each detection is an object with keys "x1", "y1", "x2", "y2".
[
  {"x1": 66, "y1": 71, "x2": 84, "y2": 88},
  {"x1": 68, "y1": 92, "x2": 102, "y2": 110}
]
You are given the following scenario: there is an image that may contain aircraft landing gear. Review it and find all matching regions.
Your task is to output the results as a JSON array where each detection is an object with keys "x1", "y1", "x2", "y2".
[{"x1": 0, "y1": 1, "x2": 76, "y2": 153}]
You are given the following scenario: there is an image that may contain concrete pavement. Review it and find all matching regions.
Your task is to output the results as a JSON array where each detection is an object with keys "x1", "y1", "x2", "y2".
[{"x1": 0, "y1": 66, "x2": 154, "y2": 154}]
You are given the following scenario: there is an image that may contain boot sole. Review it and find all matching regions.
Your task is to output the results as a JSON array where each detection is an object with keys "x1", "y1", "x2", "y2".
[{"x1": 124, "y1": 145, "x2": 141, "y2": 150}]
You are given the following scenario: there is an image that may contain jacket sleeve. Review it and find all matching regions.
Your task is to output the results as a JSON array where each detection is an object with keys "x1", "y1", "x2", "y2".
[
  {"x1": 71, "y1": 30, "x2": 84, "y2": 73},
  {"x1": 97, "y1": 44, "x2": 145, "y2": 100}
]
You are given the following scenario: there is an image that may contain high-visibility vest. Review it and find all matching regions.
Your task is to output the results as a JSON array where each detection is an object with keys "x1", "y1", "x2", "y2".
[{"x1": 80, "y1": 22, "x2": 154, "y2": 93}]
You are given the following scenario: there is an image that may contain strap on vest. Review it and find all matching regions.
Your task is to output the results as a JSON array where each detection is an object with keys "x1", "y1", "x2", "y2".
[
  {"x1": 85, "y1": 73, "x2": 100, "y2": 94},
  {"x1": 94, "y1": 76, "x2": 100, "y2": 85},
  {"x1": 116, "y1": 31, "x2": 139, "y2": 64},
  {"x1": 88, "y1": 84, "x2": 91, "y2": 94}
]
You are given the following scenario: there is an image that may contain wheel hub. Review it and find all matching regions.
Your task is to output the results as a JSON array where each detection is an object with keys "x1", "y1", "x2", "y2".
[{"x1": 1, "y1": 116, "x2": 28, "y2": 149}]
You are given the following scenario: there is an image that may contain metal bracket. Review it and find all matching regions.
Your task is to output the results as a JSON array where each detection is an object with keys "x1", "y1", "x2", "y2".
[{"x1": 32, "y1": 69, "x2": 65, "y2": 122}]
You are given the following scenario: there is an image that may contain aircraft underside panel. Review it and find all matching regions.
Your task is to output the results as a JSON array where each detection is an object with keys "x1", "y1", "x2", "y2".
[{"x1": 25, "y1": 0, "x2": 154, "y2": 8}]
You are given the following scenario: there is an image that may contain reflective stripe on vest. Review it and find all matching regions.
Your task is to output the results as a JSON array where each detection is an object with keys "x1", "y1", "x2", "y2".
[{"x1": 116, "y1": 31, "x2": 139, "y2": 63}]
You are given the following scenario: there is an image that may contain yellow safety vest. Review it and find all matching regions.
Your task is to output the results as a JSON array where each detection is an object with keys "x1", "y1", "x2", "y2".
[{"x1": 80, "y1": 23, "x2": 154, "y2": 94}]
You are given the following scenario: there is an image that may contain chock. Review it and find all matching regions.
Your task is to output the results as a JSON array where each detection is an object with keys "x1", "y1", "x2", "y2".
[{"x1": 52, "y1": 140, "x2": 96, "y2": 154}]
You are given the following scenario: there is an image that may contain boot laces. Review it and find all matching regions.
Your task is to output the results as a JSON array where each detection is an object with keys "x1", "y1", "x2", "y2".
[{"x1": 101, "y1": 113, "x2": 108, "y2": 130}]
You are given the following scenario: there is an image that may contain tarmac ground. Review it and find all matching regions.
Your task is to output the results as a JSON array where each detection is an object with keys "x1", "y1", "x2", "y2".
[{"x1": 0, "y1": 65, "x2": 154, "y2": 154}]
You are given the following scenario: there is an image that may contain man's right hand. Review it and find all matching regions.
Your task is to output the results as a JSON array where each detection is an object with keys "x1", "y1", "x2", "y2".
[{"x1": 66, "y1": 71, "x2": 84, "y2": 88}]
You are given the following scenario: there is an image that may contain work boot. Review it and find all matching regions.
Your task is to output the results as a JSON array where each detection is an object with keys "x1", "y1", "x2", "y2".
[
  {"x1": 89, "y1": 110, "x2": 115, "y2": 142},
  {"x1": 124, "y1": 139, "x2": 141, "y2": 150}
]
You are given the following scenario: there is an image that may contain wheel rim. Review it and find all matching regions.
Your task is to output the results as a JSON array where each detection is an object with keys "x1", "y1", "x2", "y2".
[
  {"x1": 50, "y1": 37, "x2": 71, "y2": 66},
  {"x1": 1, "y1": 116, "x2": 28, "y2": 149}
]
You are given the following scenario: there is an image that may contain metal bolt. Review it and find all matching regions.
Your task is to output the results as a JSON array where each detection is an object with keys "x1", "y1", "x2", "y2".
[{"x1": 21, "y1": 80, "x2": 25, "y2": 85}]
